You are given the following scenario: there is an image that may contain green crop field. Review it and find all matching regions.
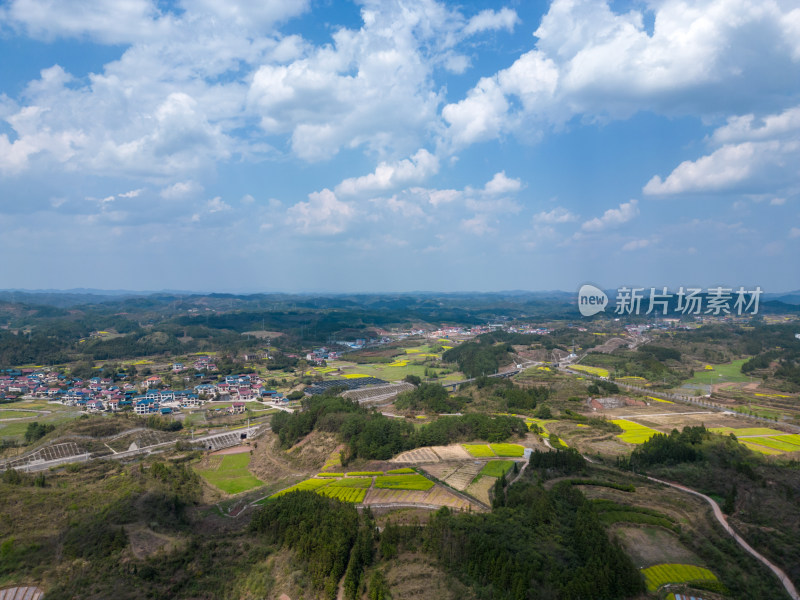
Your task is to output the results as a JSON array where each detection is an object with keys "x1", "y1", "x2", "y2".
[
  {"x1": 329, "y1": 354, "x2": 465, "y2": 382},
  {"x1": 569, "y1": 365, "x2": 610, "y2": 378},
  {"x1": 490, "y1": 443, "x2": 524, "y2": 457},
  {"x1": 463, "y1": 444, "x2": 495, "y2": 457},
  {"x1": 345, "y1": 471, "x2": 383, "y2": 476},
  {"x1": 317, "y1": 487, "x2": 367, "y2": 503},
  {"x1": 375, "y1": 474, "x2": 434, "y2": 491},
  {"x1": 269, "y1": 478, "x2": 332, "y2": 498},
  {"x1": 327, "y1": 477, "x2": 372, "y2": 489},
  {"x1": 710, "y1": 426, "x2": 784, "y2": 436},
  {"x1": 317, "y1": 472, "x2": 344, "y2": 477},
  {"x1": 741, "y1": 442, "x2": 783, "y2": 455},
  {"x1": 611, "y1": 419, "x2": 660, "y2": 444},
  {"x1": 686, "y1": 358, "x2": 752, "y2": 385},
  {"x1": 267, "y1": 476, "x2": 369, "y2": 503},
  {"x1": 386, "y1": 467, "x2": 415, "y2": 474},
  {"x1": 479, "y1": 460, "x2": 514, "y2": 478},
  {"x1": 742, "y1": 436, "x2": 800, "y2": 453},
  {"x1": 641, "y1": 563, "x2": 718, "y2": 592},
  {"x1": 195, "y1": 453, "x2": 264, "y2": 495}
]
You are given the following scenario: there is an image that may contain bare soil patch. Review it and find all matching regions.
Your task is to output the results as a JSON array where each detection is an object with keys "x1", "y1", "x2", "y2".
[
  {"x1": 381, "y1": 552, "x2": 475, "y2": 600},
  {"x1": 420, "y1": 463, "x2": 458, "y2": 481},
  {"x1": 432, "y1": 444, "x2": 471, "y2": 460},
  {"x1": 465, "y1": 476, "x2": 495, "y2": 506},
  {"x1": 364, "y1": 485, "x2": 473, "y2": 511},
  {"x1": 211, "y1": 444, "x2": 251, "y2": 455},
  {"x1": 442, "y1": 462, "x2": 482, "y2": 491},
  {"x1": 126, "y1": 524, "x2": 182, "y2": 559},
  {"x1": 391, "y1": 446, "x2": 440, "y2": 463},
  {"x1": 391, "y1": 444, "x2": 471, "y2": 463},
  {"x1": 613, "y1": 525, "x2": 700, "y2": 568}
]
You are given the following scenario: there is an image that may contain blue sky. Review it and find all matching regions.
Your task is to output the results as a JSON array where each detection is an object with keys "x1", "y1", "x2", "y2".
[{"x1": 1, "y1": 0, "x2": 799, "y2": 293}]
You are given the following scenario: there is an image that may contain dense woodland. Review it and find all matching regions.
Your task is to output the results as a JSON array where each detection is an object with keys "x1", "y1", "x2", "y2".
[{"x1": 271, "y1": 389, "x2": 528, "y2": 460}]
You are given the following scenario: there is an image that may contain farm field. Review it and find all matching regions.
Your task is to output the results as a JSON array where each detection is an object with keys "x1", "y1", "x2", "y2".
[
  {"x1": 269, "y1": 477, "x2": 332, "y2": 498},
  {"x1": 375, "y1": 474, "x2": 434, "y2": 491},
  {"x1": 463, "y1": 444, "x2": 495, "y2": 457},
  {"x1": 420, "y1": 463, "x2": 458, "y2": 481},
  {"x1": 465, "y1": 476, "x2": 495, "y2": 505},
  {"x1": 741, "y1": 442, "x2": 783, "y2": 455},
  {"x1": 391, "y1": 446, "x2": 441, "y2": 463},
  {"x1": 328, "y1": 477, "x2": 372, "y2": 488},
  {"x1": 569, "y1": 365, "x2": 610, "y2": 378},
  {"x1": 327, "y1": 359, "x2": 463, "y2": 384},
  {"x1": 641, "y1": 563, "x2": 718, "y2": 592},
  {"x1": 479, "y1": 460, "x2": 514, "y2": 478},
  {"x1": 432, "y1": 445, "x2": 472, "y2": 460},
  {"x1": 421, "y1": 461, "x2": 483, "y2": 491},
  {"x1": 647, "y1": 396, "x2": 673, "y2": 404},
  {"x1": 709, "y1": 426, "x2": 786, "y2": 436},
  {"x1": 391, "y1": 444, "x2": 471, "y2": 463},
  {"x1": 442, "y1": 462, "x2": 482, "y2": 490},
  {"x1": 195, "y1": 453, "x2": 264, "y2": 495},
  {"x1": 490, "y1": 443, "x2": 524, "y2": 457},
  {"x1": 363, "y1": 486, "x2": 472, "y2": 510},
  {"x1": 740, "y1": 436, "x2": 800, "y2": 454},
  {"x1": 685, "y1": 358, "x2": 752, "y2": 385},
  {"x1": 611, "y1": 419, "x2": 660, "y2": 444},
  {"x1": 317, "y1": 487, "x2": 367, "y2": 503}
]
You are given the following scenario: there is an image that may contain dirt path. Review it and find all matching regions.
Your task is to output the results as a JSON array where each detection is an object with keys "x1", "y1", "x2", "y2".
[{"x1": 646, "y1": 475, "x2": 799, "y2": 600}]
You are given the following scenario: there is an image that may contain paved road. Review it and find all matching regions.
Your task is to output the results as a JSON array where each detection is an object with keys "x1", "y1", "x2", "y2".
[{"x1": 647, "y1": 475, "x2": 799, "y2": 600}]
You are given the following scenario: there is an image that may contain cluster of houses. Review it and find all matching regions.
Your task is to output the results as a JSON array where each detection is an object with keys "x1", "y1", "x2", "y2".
[
  {"x1": 0, "y1": 367, "x2": 285, "y2": 417},
  {"x1": 305, "y1": 347, "x2": 340, "y2": 364},
  {"x1": 171, "y1": 355, "x2": 217, "y2": 373},
  {"x1": 0, "y1": 368, "x2": 69, "y2": 399}
]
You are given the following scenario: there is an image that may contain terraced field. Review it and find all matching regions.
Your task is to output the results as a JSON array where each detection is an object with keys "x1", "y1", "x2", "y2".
[
  {"x1": 463, "y1": 444, "x2": 495, "y2": 457},
  {"x1": 270, "y1": 478, "x2": 331, "y2": 498},
  {"x1": 709, "y1": 427, "x2": 800, "y2": 455},
  {"x1": 266, "y1": 471, "x2": 475, "y2": 510},
  {"x1": 391, "y1": 446, "x2": 441, "y2": 463},
  {"x1": 375, "y1": 474, "x2": 434, "y2": 491},
  {"x1": 641, "y1": 563, "x2": 718, "y2": 592},
  {"x1": 317, "y1": 487, "x2": 367, "y2": 503},
  {"x1": 465, "y1": 476, "x2": 495, "y2": 505},
  {"x1": 569, "y1": 365, "x2": 610, "y2": 378},
  {"x1": 390, "y1": 444, "x2": 470, "y2": 463},
  {"x1": 479, "y1": 460, "x2": 514, "y2": 478},
  {"x1": 363, "y1": 486, "x2": 471, "y2": 510},
  {"x1": 490, "y1": 443, "x2": 524, "y2": 457},
  {"x1": 611, "y1": 419, "x2": 660, "y2": 444}
]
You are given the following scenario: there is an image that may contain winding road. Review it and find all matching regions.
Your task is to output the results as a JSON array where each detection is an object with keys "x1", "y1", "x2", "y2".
[{"x1": 646, "y1": 475, "x2": 799, "y2": 600}]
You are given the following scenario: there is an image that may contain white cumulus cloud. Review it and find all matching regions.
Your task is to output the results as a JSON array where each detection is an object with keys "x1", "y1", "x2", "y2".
[
  {"x1": 336, "y1": 149, "x2": 439, "y2": 196},
  {"x1": 582, "y1": 199, "x2": 639, "y2": 232},
  {"x1": 288, "y1": 188, "x2": 355, "y2": 235},
  {"x1": 464, "y1": 8, "x2": 519, "y2": 36},
  {"x1": 483, "y1": 171, "x2": 522, "y2": 195},
  {"x1": 533, "y1": 207, "x2": 578, "y2": 224},
  {"x1": 645, "y1": 104, "x2": 800, "y2": 195}
]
